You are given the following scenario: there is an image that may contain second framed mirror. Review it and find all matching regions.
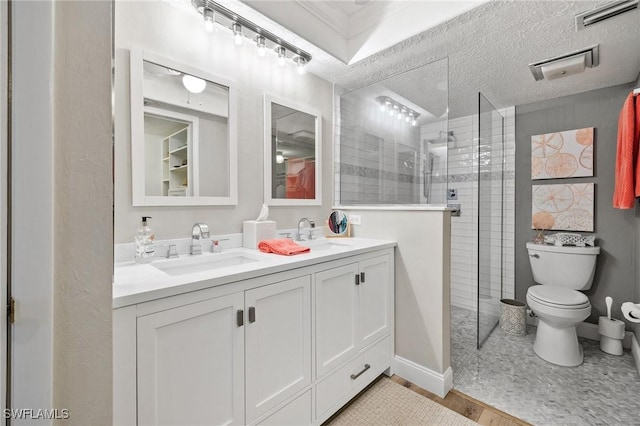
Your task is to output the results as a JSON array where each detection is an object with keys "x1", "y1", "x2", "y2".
[{"x1": 263, "y1": 94, "x2": 322, "y2": 206}]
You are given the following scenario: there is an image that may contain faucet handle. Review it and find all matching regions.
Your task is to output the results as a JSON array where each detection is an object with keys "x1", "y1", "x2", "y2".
[
  {"x1": 167, "y1": 244, "x2": 179, "y2": 258},
  {"x1": 279, "y1": 232, "x2": 292, "y2": 239},
  {"x1": 211, "y1": 238, "x2": 229, "y2": 253}
]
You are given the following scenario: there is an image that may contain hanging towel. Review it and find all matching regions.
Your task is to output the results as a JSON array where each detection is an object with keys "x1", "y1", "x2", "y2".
[
  {"x1": 258, "y1": 238, "x2": 310, "y2": 256},
  {"x1": 613, "y1": 92, "x2": 640, "y2": 209}
]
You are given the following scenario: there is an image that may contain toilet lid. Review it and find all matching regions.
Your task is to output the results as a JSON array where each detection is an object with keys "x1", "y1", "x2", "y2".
[{"x1": 528, "y1": 285, "x2": 589, "y2": 306}]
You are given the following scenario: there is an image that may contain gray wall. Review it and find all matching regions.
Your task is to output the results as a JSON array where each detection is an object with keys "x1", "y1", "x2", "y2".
[{"x1": 515, "y1": 83, "x2": 637, "y2": 325}]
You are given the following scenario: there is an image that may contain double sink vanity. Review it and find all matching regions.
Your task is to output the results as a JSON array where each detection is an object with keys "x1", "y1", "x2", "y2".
[{"x1": 113, "y1": 236, "x2": 396, "y2": 425}]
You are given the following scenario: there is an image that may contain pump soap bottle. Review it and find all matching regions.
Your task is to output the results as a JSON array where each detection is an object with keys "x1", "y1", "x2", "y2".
[{"x1": 134, "y1": 216, "x2": 155, "y2": 263}]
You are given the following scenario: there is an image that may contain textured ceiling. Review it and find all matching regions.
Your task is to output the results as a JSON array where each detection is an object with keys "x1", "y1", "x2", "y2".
[{"x1": 231, "y1": 0, "x2": 640, "y2": 118}]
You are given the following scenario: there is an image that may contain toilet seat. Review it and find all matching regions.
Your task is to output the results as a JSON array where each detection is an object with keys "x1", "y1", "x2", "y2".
[{"x1": 527, "y1": 285, "x2": 590, "y2": 309}]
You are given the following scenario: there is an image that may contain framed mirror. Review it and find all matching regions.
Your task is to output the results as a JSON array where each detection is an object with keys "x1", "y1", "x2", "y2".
[
  {"x1": 263, "y1": 94, "x2": 322, "y2": 206},
  {"x1": 130, "y1": 49, "x2": 238, "y2": 206}
]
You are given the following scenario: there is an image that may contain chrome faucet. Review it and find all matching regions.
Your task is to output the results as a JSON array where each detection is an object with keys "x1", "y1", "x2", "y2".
[
  {"x1": 296, "y1": 218, "x2": 315, "y2": 241},
  {"x1": 190, "y1": 223, "x2": 210, "y2": 255}
]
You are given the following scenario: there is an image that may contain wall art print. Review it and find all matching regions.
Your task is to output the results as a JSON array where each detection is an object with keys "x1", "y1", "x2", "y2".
[
  {"x1": 532, "y1": 183, "x2": 594, "y2": 232},
  {"x1": 531, "y1": 127, "x2": 594, "y2": 180}
]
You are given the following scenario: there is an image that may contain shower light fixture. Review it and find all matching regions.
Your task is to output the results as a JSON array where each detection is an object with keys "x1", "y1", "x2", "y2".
[
  {"x1": 203, "y1": 7, "x2": 215, "y2": 32},
  {"x1": 376, "y1": 96, "x2": 420, "y2": 126},
  {"x1": 256, "y1": 35, "x2": 266, "y2": 57},
  {"x1": 191, "y1": 0, "x2": 312, "y2": 73}
]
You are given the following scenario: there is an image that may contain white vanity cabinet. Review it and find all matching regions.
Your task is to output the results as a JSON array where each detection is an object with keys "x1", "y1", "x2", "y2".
[
  {"x1": 245, "y1": 276, "x2": 311, "y2": 423},
  {"x1": 113, "y1": 244, "x2": 394, "y2": 426},
  {"x1": 137, "y1": 292, "x2": 245, "y2": 425}
]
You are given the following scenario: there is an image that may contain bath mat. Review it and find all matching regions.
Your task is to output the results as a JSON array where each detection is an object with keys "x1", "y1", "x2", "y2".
[{"x1": 326, "y1": 377, "x2": 477, "y2": 425}]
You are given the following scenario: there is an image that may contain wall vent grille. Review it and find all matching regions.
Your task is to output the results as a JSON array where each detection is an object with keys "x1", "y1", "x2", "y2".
[{"x1": 575, "y1": 0, "x2": 638, "y2": 31}]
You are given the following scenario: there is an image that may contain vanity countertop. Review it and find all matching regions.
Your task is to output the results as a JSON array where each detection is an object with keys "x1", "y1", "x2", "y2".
[{"x1": 113, "y1": 237, "x2": 396, "y2": 308}]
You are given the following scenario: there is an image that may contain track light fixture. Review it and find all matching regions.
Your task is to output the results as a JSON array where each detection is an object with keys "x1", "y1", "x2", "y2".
[
  {"x1": 203, "y1": 7, "x2": 215, "y2": 32},
  {"x1": 275, "y1": 46, "x2": 287, "y2": 66},
  {"x1": 375, "y1": 96, "x2": 420, "y2": 126},
  {"x1": 294, "y1": 56, "x2": 307, "y2": 75},
  {"x1": 231, "y1": 22, "x2": 243, "y2": 45},
  {"x1": 192, "y1": 0, "x2": 312, "y2": 72},
  {"x1": 256, "y1": 35, "x2": 266, "y2": 57}
]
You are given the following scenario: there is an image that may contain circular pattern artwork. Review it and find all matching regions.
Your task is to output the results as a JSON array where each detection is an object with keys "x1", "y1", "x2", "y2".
[
  {"x1": 531, "y1": 183, "x2": 594, "y2": 232},
  {"x1": 531, "y1": 127, "x2": 594, "y2": 180}
]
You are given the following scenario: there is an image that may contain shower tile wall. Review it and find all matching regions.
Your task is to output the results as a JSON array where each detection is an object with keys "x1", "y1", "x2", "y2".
[{"x1": 424, "y1": 108, "x2": 515, "y2": 311}]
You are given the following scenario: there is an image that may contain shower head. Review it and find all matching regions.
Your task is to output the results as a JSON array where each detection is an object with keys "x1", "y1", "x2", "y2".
[{"x1": 439, "y1": 130, "x2": 456, "y2": 142}]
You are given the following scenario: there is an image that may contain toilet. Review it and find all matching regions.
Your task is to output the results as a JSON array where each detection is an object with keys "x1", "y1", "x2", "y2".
[{"x1": 526, "y1": 242, "x2": 599, "y2": 367}]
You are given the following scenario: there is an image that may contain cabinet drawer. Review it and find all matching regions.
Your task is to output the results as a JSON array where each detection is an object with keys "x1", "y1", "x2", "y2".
[
  {"x1": 255, "y1": 390, "x2": 311, "y2": 426},
  {"x1": 316, "y1": 336, "x2": 391, "y2": 419}
]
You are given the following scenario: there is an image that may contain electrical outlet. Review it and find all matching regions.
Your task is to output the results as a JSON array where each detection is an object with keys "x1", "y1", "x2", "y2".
[
  {"x1": 349, "y1": 214, "x2": 362, "y2": 225},
  {"x1": 448, "y1": 188, "x2": 458, "y2": 200}
]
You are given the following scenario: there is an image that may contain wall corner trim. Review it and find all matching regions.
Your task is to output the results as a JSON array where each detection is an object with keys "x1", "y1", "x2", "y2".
[{"x1": 393, "y1": 355, "x2": 453, "y2": 398}]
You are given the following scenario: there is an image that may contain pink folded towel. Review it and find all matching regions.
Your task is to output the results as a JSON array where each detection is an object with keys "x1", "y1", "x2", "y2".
[{"x1": 258, "y1": 238, "x2": 310, "y2": 256}]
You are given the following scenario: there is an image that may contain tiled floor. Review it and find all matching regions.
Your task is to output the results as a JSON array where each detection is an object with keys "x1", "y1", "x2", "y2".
[{"x1": 451, "y1": 306, "x2": 640, "y2": 426}]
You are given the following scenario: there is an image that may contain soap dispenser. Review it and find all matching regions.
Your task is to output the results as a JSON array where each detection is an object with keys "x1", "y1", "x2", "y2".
[{"x1": 134, "y1": 216, "x2": 155, "y2": 263}]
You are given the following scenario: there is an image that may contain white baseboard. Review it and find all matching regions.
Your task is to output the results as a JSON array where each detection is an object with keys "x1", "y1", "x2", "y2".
[
  {"x1": 632, "y1": 335, "x2": 640, "y2": 376},
  {"x1": 393, "y1": 355, "x2": 452, "y2": 398}
]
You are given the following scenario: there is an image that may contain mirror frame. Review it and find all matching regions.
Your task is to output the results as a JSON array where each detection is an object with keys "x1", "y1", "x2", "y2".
[
  {"x1": 130, "y1": 49, "x2": 238, "y2": 206},
  {"x1": 263, "y1": 94, "x2": 322, "y2": 206}
]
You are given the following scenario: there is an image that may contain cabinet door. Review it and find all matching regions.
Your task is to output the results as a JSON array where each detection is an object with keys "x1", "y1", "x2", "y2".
[
  {"x1": 315, "y1": 263, "x2": 359, "y2": 378},
  {"x1": 245, "y1": 276, "x2": 311, "y2": 423},
  {"x1": 358, "y1": 255, "x2": 391, "y2": 348},
  {"x1": 137, "y1": 293, "x2": 244, "y2": 426}
]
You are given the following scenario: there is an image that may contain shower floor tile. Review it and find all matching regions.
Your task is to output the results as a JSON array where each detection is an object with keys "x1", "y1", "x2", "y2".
[{"x1": 452, "y1": 306, "x2": 640, "y2": 426}]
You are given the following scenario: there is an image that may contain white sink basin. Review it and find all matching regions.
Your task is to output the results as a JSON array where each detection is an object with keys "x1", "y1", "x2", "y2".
[
  {"x1": 152, "y1": 252, "x2": 262, "y2": 276},
  {"x1": 302, "y1": 239, "x2": 353, "y2": 251}
]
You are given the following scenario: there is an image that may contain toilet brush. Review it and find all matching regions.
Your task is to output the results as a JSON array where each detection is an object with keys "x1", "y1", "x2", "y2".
[
  {"x1": 606, "y1": 296, "x2": 612, "y2": 320},
  {"x1": 599, "y1": 296, "x2": 624, "y2": 355}
]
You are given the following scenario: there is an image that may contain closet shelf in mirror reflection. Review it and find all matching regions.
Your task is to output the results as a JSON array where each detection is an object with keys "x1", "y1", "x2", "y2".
[{"x1": 169, "y1": 145, "x2": 187, "y2": 154}]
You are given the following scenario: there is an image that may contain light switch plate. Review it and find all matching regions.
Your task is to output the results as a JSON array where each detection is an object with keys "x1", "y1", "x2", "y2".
[{"x1": 349, "y1": 214, "x2": 362, "y2": 225}]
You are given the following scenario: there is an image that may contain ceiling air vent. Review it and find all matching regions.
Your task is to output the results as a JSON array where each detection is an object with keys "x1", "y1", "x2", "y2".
[
  {"x1": 529, "y1": 45, "x2": 599, "y2": 81},
  {"x1": 575, "y1": 0, "x2": 638, "y2": 30}
]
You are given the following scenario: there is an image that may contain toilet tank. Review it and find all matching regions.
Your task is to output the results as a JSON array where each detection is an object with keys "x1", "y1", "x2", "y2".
[{"x1": 526, "y1": 242, "x2": 599, "y2": 290}]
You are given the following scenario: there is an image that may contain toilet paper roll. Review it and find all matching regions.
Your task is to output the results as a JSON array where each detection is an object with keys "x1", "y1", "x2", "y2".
[
  {"x1": 598, "y1": 316, "x2": 625, "y2": 339},
  {"x1": 621, "y1": 302, "x2": 640, "y2": 323}
]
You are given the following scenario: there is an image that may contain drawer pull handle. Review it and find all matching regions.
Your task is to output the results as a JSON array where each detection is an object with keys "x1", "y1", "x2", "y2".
[
  {"x1": 530, "y1": 254, "x2": 539, "y2": 258},
  {"x1": 350, "y1": 364, "x2": 370, "y2": 380}
]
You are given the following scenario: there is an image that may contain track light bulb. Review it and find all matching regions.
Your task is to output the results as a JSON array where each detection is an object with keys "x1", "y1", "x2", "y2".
[
  {"x1": 256, "y1": 35, "x2": 266, "y2": 57},
  {"x1": 275, "y1": 46, "x2": 286, "y2": 66},
  {"x1": 231, "y1": 22, "x2": 243, "y2": 45},
  {"x1": 203, "y1": 8, "x2": 214, "y2": 32},
  {"x1": 295, "y1": 56, "x2": 306, "y2": 75}
]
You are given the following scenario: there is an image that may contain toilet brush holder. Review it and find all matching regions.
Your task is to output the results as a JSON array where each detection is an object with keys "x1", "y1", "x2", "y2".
[{"x1": 598, "y1": 316, "x2": 625, "y2": 356}]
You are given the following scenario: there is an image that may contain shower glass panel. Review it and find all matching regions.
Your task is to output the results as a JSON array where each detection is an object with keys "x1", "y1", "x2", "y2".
[
  {"x1": 335, "y1": 58, "x2": 448, "y2": 206},
  {"x1": 477, "y1": 93, "x2": 505, "y2": 349}
]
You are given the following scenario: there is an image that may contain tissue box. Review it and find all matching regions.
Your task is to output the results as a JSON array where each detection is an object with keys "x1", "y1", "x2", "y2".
[{"x1": 243, "y1": 220, "x2": 276, "y2": 249}]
